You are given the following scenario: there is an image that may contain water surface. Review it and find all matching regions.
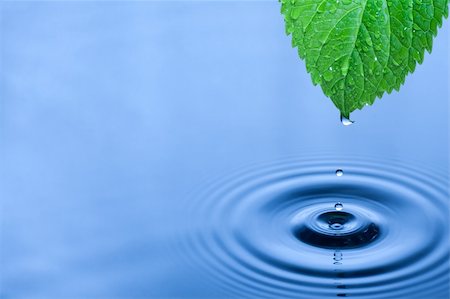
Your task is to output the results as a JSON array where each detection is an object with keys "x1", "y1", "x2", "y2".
[{"x1": 0, "y1": 1, "x2": 449, "y2": 298}]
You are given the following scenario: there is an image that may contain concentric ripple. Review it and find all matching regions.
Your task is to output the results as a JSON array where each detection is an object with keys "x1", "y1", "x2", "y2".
[{"x1": 180, "y1": 156, "x2": 449, "y2": 299}]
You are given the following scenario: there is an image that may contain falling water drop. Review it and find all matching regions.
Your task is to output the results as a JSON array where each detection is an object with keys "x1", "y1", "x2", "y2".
[
  {"x1": 340, "y1": 114, "x2": 354, "y2": 126},
  {"x1": 333, "y1": 250, "x2": 343, "y2": 261},
  {"x1": 335, "y1": 202, "x2": 343, "y2": 211},
  {"x1": 335, "y1": 169, "x2": 344, "y2": 177}
]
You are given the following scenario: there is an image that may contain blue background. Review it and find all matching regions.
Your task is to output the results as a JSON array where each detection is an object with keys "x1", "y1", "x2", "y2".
[{"x1": 0, "y1": 1, "x2": 448, "y2": 298}]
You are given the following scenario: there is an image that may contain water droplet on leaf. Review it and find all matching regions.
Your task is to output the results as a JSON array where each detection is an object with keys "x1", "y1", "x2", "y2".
[
  {"x1": 323, "y1": 70, "x2": 333, "y2": 81},
  {"x1": 290, "y1": 8, "x2": 301, "y2": 19},
  {"x1": 340, "y1": 114, "x2": 354, "y2": 126},
  {"x1": 340, "y1": 60, "x2": 349, "y2": 75}
]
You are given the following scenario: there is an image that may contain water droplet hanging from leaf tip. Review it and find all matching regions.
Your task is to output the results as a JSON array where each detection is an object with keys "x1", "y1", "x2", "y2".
[{"x1": 340, "y1": 114, "x2": 354, "y2": 126}]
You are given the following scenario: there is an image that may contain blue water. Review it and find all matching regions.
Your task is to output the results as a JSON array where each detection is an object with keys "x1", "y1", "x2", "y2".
[{"x1": 0, "y1": 1, "x2": 449, "y2": 299}]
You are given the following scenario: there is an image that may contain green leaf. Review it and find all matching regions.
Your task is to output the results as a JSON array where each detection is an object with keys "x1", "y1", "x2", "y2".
[{"x1": 280, "y1": 0, "x2": 449, "y2": 118}]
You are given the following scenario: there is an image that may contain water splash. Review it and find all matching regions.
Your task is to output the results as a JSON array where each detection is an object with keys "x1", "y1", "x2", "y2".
[
  {"x1": 181, "y1": 156, "x2": 449, "y2": 299},
  {"x1": 294, "y1": 208, "x2": 379, "y2": 249},
  {"x1": 335, "y1": 202, "x2": 343, "y2": 211}
]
